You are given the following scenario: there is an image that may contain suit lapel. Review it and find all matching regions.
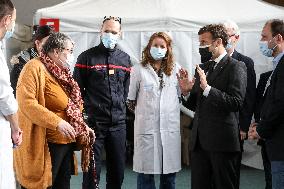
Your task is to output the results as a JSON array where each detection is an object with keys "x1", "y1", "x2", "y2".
[
  {"x1": 204, "y1": 61, "x2": 215, "y2": 77},
  {"x1": 207, "y1": 55, "x2": 230, "y2": 84}
]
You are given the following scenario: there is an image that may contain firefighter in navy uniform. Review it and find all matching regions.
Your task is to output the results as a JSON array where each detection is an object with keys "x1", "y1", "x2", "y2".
[{"x1": 73, "y1": 16, "x2": 131, "y2": 189}]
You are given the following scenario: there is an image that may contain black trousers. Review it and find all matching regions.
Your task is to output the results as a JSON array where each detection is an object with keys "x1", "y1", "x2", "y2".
[
  {"x1": 235, "y1": 139, "x2": 244, "y2": 189},
  {"x1": 48, "y1": 142, "x2": 74, "y2": 189},
  {"x1": 191, "y1": 142, "x2": 240, "y2": 189},
  {"x1": 21, "y1": 143, "x2": 73, "y2": 189},
  {"x1": 83, "y1": 123, "x2": 126, "y2": 189},
  {"x1": 261, "y1": 142, "x2": 272, "y2": 189}
]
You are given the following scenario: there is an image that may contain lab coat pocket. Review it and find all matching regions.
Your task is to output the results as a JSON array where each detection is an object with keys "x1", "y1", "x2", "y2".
[
  {"x1": 142, "y1": 84, "x2": 156, "y2": 118},
  {"x1": 135, "y1": 134, "x2": 154, "y2": 171},
  {"x1": 143, "y1": 84, "x2": 155, "y2": 100}
]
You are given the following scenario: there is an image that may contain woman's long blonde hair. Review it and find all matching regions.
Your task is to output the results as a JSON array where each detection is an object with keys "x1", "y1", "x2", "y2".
[{"x1": 141, "y1": 32, "x2": 174, "y2": 76}]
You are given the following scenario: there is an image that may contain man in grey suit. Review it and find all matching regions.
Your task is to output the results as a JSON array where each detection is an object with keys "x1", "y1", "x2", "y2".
[{"x1": 178, "y1": 24, "x2": 247, "y2": 189}]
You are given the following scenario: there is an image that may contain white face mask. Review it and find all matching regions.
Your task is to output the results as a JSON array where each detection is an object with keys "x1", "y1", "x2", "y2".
[
  {"x1": 59, "y1": 53, "x2": 74, "y2": 69},
  {"x1": 226, "y1": 38, "x2": 234, "y2": 50}
]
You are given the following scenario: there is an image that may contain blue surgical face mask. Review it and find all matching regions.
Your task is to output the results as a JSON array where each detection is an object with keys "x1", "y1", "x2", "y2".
[
  {"x1": 3, "y1": 21, "x2": 15, "y2": 40},
  {"x1": 226, "y1": 38, "x2": 234, "y2": 50},
  {"x1": 259, "y1": 37, "x2": 277, "y2": 57},
  {"x1": 101, "y1": 32, "x2": 119, "y2": 49},
  {"x1": 150, "y1": 47, "x2": 167, "y2": 60}
]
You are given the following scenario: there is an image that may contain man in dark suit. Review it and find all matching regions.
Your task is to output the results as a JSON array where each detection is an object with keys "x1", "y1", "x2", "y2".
[
  {"x1": 254, "y1": 71, "x2": 273, "y2": 189},
  {"x1": 178, "y1": 24, "x2": 247, "y2": 189},
  {"x1": 249, "y1": 19, "x2": 284, "y2": 189},
  {"x1": 224, "y1": 20, "x2": 257, "y2": 188}
]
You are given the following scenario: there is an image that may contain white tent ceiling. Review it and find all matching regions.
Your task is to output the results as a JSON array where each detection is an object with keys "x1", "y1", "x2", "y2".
[
  {"x1": 34, "y1": 0, "x2": 284, "y2": 32},
  {"x1": 33, "y1": 0, "x2": 284, "y2": 78}
]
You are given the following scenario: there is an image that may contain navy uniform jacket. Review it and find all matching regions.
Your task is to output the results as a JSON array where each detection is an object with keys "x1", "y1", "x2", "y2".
[{"x1": 73, "y1": 43, "x2": 131, "y2": 127}]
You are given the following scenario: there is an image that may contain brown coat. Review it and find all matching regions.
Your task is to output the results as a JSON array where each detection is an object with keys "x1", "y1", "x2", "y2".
[{"x1": 14, "y1": 58, "x2": 63, "y2": 189}]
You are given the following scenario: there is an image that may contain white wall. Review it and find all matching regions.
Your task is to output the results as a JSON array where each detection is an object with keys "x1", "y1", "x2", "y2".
[{"x1": 13, "y1": 0, "x2": 65, "y2": 26}]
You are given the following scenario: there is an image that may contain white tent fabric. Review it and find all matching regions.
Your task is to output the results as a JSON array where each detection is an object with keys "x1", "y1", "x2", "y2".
[
  {"x1": 34, "y1": 0, "x2": 284, "y2": 76},
  {"x1": 34, "y1": 0, "x2": 284, "y2": 32},
  {"x1": 34, "y1": 0, "x2": 284, "y2": 169}
]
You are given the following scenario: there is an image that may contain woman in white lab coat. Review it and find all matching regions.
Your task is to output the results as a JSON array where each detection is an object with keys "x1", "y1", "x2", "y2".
[{"x1": 127, "y1": 32, "x2": 181, "y2": 189}]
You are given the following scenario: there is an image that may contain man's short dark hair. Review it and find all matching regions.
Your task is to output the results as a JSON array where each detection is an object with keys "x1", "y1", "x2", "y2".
[
  {"x1": 267, "y1": 19, "x2": 284, "y2": 38},
  {"x1": 198, "y1": 24, "x2": 228, "y2": 47},
  {"x1": 0, "y1": 0, "x2": 14, "y2": 20},
  {"x1": 103, "y1": 16, "x2": 121, "y2": 24}
]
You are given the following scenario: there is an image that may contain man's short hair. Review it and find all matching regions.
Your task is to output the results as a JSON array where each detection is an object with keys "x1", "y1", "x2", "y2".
[
  {"x1": 103, "y1": 16, "x2": 121, "y2": 24},
  {"x1": 0, "y1": 0, "x2": 14, "y2": 20},
  {"x1": 223, "y1": 20, "x2": 240, "y2": 36},
  {"x1": 198, "y1": 24, "x2": 229, "y2": 47},
  {"x1": 267, "y1": 19, "x2": 284, "y2": 38}
]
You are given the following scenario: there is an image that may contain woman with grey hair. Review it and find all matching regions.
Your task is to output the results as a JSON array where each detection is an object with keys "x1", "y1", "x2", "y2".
[{"x1": 14, "y1": 32, "x2": 97, "y2": 189}]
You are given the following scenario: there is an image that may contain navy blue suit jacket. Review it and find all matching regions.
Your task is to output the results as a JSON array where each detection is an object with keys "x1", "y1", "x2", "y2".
[
  {"x1": 257, "y1": 54, "x2": 284, "y2": 161},
  {"x1": 232, "y1": 51, "x2": 256, "y2": 132}
]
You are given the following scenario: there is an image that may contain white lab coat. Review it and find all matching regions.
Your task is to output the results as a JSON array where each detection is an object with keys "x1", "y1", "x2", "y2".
[
  {"x1": 128, "y1": 63, "x2": 181, "y2": 174},
  {"x1": 0, "y1": 42, "x2": 18, "y2": 189}
]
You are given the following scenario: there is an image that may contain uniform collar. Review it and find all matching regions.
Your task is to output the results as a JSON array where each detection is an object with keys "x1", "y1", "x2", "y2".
[{"x1": 99, "y1": 42, "x2": 117, "y2": 53}]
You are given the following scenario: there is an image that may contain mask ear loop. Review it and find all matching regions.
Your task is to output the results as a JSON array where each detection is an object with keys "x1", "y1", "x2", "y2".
[
  {"x1": 5, "y1": 15, "x2": 14, "y2": 31},
  {"x1": 54, "y1": 49, "x2": 66, "y2": 69},
  {"x1": 210, "y1": 40, "x2": 218, "y2": 57},
  {"x1": 269, "y1": 35, "x2": 278, "y2": 51}
]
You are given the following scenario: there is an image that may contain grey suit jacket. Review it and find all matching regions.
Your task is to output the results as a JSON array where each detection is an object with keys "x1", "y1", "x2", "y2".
[{"x1": 184, "y1": 55, "x2": 247, "y2": 152}]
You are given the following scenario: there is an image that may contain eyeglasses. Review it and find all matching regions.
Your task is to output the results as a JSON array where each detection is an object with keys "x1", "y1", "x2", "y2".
[
  {"x1": 62, "y1": 48, "x2": 73, "y2": 54},
  {"x1": 103, "y1": 16, "x2": 121, "y2": 24}
]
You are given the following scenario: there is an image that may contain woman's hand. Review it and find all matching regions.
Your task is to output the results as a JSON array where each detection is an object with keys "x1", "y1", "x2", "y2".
[
  {"x1": 11, "y1": 128, "x2": 23, "y2": 147},
  {"x1": 57, "y1": 120, "x2": 76, "y2": 140},
  {"x1": 86, "y1": 126, "x2": 96, "y2": 144}
]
